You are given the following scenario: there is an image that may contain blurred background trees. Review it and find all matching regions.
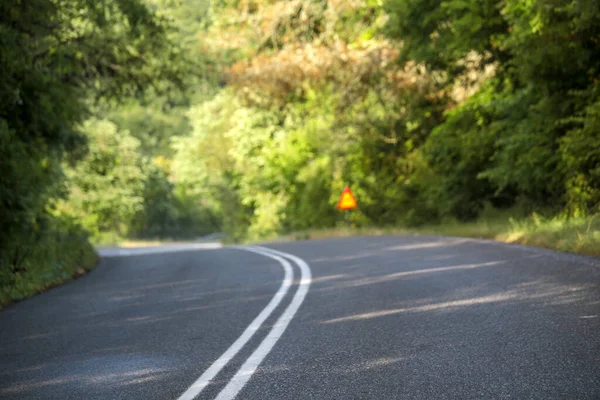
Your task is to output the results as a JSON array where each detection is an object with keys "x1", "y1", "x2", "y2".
[
  {"x1": 169, "y1": 0, "x2": 599, "y2": 238},
  {"x1": 1, "y1": 0, "x2": 599, "y2": 302}
]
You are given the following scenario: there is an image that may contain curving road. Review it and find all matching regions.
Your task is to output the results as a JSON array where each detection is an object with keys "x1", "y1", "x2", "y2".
[{"x1": 1, "y1": 236, "x2": 599, "y2": 399}]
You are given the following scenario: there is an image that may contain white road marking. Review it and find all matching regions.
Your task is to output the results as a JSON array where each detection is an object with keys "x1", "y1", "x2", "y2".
[
  {"x1": 97, "y1": 243, "x2": 222, "y2": 257},
  {"x1": 176, "y1": 247, "x2": 294, "y2": 400},
  {"x1": 214, "y1": 246, "x2": 312, "y2": 400}
]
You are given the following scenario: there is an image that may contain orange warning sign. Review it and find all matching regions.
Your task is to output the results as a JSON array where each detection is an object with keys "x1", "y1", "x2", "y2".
[{"x1": 337, "y1": 186, "x2": 358, "y2": 210}]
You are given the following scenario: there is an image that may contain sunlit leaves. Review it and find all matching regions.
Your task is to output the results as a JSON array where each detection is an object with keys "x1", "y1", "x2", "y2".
[{"x1": 61, "y1": 119, "x2": 147, "y2": 239}]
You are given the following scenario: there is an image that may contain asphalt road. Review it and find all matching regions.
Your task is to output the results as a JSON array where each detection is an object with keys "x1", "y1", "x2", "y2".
[{"x1": 1, "y1": 236, "x2": 599, "y2": 399}]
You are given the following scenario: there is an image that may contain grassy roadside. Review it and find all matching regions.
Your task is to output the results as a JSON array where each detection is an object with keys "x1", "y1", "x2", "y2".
[
  {"x1": 1, "y1": 224, "x2": 98, "y2": 309},
  {"x1": 275, "y1": 214, "x2": 600, "y2": 257},
  {"x1": 93, "y1": 214, "x2": 600, "y2": 258}
]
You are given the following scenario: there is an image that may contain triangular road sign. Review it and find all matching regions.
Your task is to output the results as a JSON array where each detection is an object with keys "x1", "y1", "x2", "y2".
[{"x1": 337, "y1": 186, "x2": 358, "y2": 210}]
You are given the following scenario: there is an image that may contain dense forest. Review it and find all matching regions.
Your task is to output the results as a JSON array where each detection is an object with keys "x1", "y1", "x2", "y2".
[{"x1": 1, "y1": 0, "x2": 599, "y2": 304}]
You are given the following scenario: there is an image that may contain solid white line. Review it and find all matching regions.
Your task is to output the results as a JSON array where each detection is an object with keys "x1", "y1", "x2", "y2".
[
  {"x1": 214, "y1": 246, "x2": 312, "y2": 400},
  {"x1": 176, "y1": 248, "x2": 294, "y2": 400}
]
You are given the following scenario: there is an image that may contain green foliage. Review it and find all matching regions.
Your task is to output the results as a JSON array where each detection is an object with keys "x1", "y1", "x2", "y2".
[
  {"x1": 385, "y1": 0, "x2": 507, "y2": 74},
  {"x1": 131, "y1": 163, "x2": 220, "y2": 240},
  {"x1": 60, "y1": 119, "x2": 147, "y2": 241},
  {"x1": 281, "y1": 212, "x2": 600, "y2": 258},
  {"x1": 386, "y1": 0, "x2": 600, "y2": 223},
  {"x1": 60, "y1": 118, "x2": 218, "y2": 243},
  {"x1": 1, "y1": 0, "x2": 189, "y2": 302},
  {"x1": 4, "y1": 0, "x2": 600, "y2": 304},
  {"x1": 423, "y1": 80, "x2": 566, "y2": 219},
  {"x1": 109, "y1": 98, "x2": 192, "y2": 157},
  {"x1": 168, "y1": 0, "x2": 599, "y2": 240},
  {"x1": 0, "y1": 214, "x2": 97, "y2": 308},
  {"x1": 560, "y1": 83, "x2": 600, "y2": 216}
]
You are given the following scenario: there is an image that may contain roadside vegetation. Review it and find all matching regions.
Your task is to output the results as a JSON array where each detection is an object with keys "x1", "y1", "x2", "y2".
[
  {"x1": 1, "y1": 0, "x2": 599, "y2": 306},
  {"x1": 277, "y1": 213, "x2": 600, "y2": 257}
]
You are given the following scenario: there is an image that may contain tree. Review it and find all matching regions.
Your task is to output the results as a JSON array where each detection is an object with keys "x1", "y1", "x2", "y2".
[
  {"x1": 1, "y1": 0, "x2": 188, "y2": 286},
  {"x1": 61, "y1": 119, "x2": 147, "y2": 241}
]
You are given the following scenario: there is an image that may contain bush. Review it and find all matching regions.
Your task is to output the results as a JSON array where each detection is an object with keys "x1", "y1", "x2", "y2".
[{"x1": 0, "y1": 215, "x2": 98, "y2": 308}]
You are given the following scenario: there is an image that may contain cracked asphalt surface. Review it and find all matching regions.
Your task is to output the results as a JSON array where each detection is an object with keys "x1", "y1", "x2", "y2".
[{"x1": 1, "y1": 236, "x2": 599, "y2": 399}]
